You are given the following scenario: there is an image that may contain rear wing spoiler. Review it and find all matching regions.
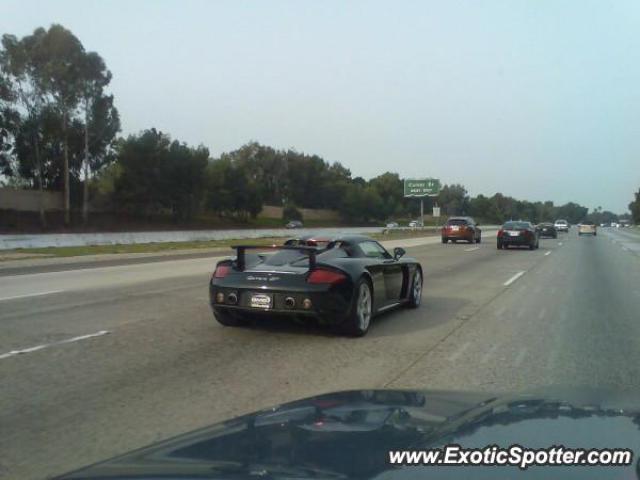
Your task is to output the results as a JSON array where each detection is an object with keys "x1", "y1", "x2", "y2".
[{"x1": 231, "y1": 245, "x2": 318, "y2": 271}]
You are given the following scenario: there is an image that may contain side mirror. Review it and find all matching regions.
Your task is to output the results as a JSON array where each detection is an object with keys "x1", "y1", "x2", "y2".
[{"x1": 393, "y1": 247, "x2": 406, "y2": 260}]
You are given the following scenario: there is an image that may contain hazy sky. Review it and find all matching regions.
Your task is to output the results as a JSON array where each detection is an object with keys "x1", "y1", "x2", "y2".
[{"x1": 2, "y1": 0, "x2": 639, "y2": 212}]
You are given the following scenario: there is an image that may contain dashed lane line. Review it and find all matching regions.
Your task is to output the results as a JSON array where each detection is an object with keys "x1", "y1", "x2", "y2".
[
  {"x1": 0, "y1": 330, "x2": 110, "y2": 360},
  {"x1": 503, "y1": 271, "x2": 526, "y2": 287}
]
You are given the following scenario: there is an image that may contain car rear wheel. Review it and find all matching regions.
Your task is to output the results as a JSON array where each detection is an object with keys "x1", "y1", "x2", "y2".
[
  {"x1": 213, "y1": 308, "x2": 247, "y2": 327},
  {"x1": 407, "y1": 269, "x2": 423, "y2": 309},
  {"x1": 476, "y1": 234, "x2": 481, "y2": 244},
  {"x1": 469, "y1": 234, "x2": 475, "y2": 244},
  {"x1": 442, "y1": 237, "x2": 448, "y2": 244},
  {"x1": 529, "y1": 242, "x2": 535, "y2": 250},
  {"x1": 343, "y1": 278, "x2": 373, "y2": 337}
]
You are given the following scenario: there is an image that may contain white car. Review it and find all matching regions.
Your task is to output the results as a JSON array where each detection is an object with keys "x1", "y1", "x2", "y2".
[
  {"x1": 578, "y1": 222, "x2": 597, "y2": 236},
  {"x1": 408, "y1": 220, "x2": 420, "y2": 228},
  {"x1": 386, "y1": 222, "x2": 399, "y2": 228},
  {"x1": 554, "y1": 219, "x2": 569, "y2": 232}
]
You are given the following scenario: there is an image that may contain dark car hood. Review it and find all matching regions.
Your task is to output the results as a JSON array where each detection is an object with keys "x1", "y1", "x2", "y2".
[{"x1": 57, "y1": 387, "x2": 640, "y2": 480}]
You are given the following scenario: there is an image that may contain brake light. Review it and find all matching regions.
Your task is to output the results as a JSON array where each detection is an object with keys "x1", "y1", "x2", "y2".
[
  {"x1": 213, "y1": 264, "x2": 231, "y2": 278},
  {"x1": 307, "y1": 268, "x2": 347, "y2": 285}
]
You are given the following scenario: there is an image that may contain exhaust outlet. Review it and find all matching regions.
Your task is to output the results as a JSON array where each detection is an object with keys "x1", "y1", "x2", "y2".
[{"x1": 284, "y1": 296, "x2": 296, "y2": 308}]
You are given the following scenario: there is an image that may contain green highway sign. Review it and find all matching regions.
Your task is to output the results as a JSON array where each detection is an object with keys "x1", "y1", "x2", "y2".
[{"x1": 403, "y1": 178, "x2": 441, "y2": 197}]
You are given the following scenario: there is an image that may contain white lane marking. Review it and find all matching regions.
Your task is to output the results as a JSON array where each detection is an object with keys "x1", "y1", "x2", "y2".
[
  {"x1": 0, "y1": 290, "x2": 64, "y2": 302},
  {"x1": 538, "y1": 308, "x2": 547, "y2": 320},
  {"x1": 558, "y1": 242, "x2": 563, "y2": 246},
  {"x1": 448, "y1": 341, "x2": 471, "y2": 362},
  {"x1": 544, "y1": 251, "x2": 551, "y2": 256},
  {"x1": 622, "y1": 246, "x2": 629, "y2": 252},
  {"x1": 503, "y1": 271, "x2": 526, "y2": 286},
  {"x1": 514, "y1": 349, "x2": 528, "y2": 368},
  {"x1": 464, "y1": 247, "x2": 479, "y2": 252},
  {"x1": 0, "y1": 330, "x2": 110, "y2": 360}
]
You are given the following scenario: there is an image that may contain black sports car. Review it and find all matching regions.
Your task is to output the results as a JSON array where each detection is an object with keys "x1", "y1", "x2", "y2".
[
  {"x1": 209, "y1": 235, "x2": 423, "y2": 336},
  {"x1": 537, "y1": 222, "x2": 558, "y2": 238}
]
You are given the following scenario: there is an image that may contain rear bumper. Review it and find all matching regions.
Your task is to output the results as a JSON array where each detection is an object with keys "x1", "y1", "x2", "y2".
[
  {"x1": 209, "y1": 283, "x2": 351, "y2": 324},
  {"x1": 555, "y1": 226, "x2": 569, "y2": 232},
  {"x1": 441, "y1": 230, "x2": 473, "y2": 240},
  {"x1": 498, "y1": 236, "x2": 533, "y2": 245}
]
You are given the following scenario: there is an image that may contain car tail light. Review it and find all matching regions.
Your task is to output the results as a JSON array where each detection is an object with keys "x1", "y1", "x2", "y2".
[
  {"x1": 307, "y1": 268, "x2": 347, "y2": 285},
  {"x1": 213, "y1": 264, "x2": 231, "y2": 278}
]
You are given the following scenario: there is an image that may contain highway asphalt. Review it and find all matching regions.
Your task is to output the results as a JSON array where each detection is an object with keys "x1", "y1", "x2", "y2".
[{"x1": 1, "y1": 227, "x2": 639, "y2": 479}]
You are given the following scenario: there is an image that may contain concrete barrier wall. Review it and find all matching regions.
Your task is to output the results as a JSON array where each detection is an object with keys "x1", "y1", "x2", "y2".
[
  {"x1": 0, "y1": 227, "x2": 383, "y2": 250},
  {"x1": 0, "y1": 188, "x2": 64, "y2": 211}
]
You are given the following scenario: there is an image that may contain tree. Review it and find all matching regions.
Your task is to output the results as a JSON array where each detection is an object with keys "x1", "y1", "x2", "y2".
[
  {"x1": 0, "y1": 73, "x2": 19, "y2": 179},
  {"x1": 438, "y1": 184, "x2": 469, "y2": 216},
  {"x1": 554, "y1": 202, "x2": 588, "y2": 224},
  {"x1": 282, "y1": 204, "x2": 302, "y2": 222},
  {"x1": 341, "y1": 183, "x2": 383, "y2": 223},
  {"x1": 114, "y1": 129, "x2": 209, "y2": 221},
  {"x1": 369, "y1": 172, "x2": 403, "y2": 220},
  {"x1": 630, "y1": 188, "x2": 640, "y2": 224},
  {"x1": 78, "y1": 51, "x2": 119, "y2": 223},
  {"x1": 206, "y1": 156, "x2": 263, "y2": 220},
  {"x1": 33, "y1": 25, "x2": 86, "y2": 225},
  {"x1": 0, "y1": 32, "x2": 50, "y2": 225}
]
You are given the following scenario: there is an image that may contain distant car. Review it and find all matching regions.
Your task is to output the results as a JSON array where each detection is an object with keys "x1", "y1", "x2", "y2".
[
  {"x1": 578, "y1": 221, "x2": 597, "y2": 236},
  {"x1": 385, "y1": 222, "x2": 399, "y2": 228},
  {"x1": 441, "y1": 216, "x2": 481, "y2": 244},
  {"x1": 285, "y1": 220, "x2": 303, "y2": 229},
  {"x1": 497, "y1": 221, "x2": 539, "y2": 250},
  {"x1": 537, "y1": 222, "x2": 558, "y2": 239},
  {"x1": 209, "y1": 235, "x2": 423, "y2": 336},
  {"x1": 408, "y1": 220, "x2": 420, "y2": 228},
  {"x1": 611, "y1": 222, "x2": 620, "y2": 228},
  {"x1": 554, "y1": 219, "x2": 569, "y2": 232}
]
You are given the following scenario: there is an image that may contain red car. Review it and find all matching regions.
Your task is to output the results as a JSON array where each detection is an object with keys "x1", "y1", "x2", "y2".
[{"x1": 441, "y1": 217, "x2": 482, "y2": 244}]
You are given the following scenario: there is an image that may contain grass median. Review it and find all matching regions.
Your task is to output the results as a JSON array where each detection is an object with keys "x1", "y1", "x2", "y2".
[{"x1": 1, "y1": 228, "x2": 439, "y2": 261}]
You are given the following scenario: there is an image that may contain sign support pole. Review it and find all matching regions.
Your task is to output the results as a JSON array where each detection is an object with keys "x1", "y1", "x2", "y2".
[{"x1": 420, "y1": 198, "x2": 424, "y2": 227}]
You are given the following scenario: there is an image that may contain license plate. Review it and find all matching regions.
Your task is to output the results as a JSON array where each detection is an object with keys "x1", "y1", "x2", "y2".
[
  {"x1": 508, "y1": 231, "x2": 520, "y2": 237},
  {"x1": 450, "y1": 226, "x2": 459, "y2": 231},
  {"x1": 250, "y1": 293, "x2": 272, "y2": 310}
]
